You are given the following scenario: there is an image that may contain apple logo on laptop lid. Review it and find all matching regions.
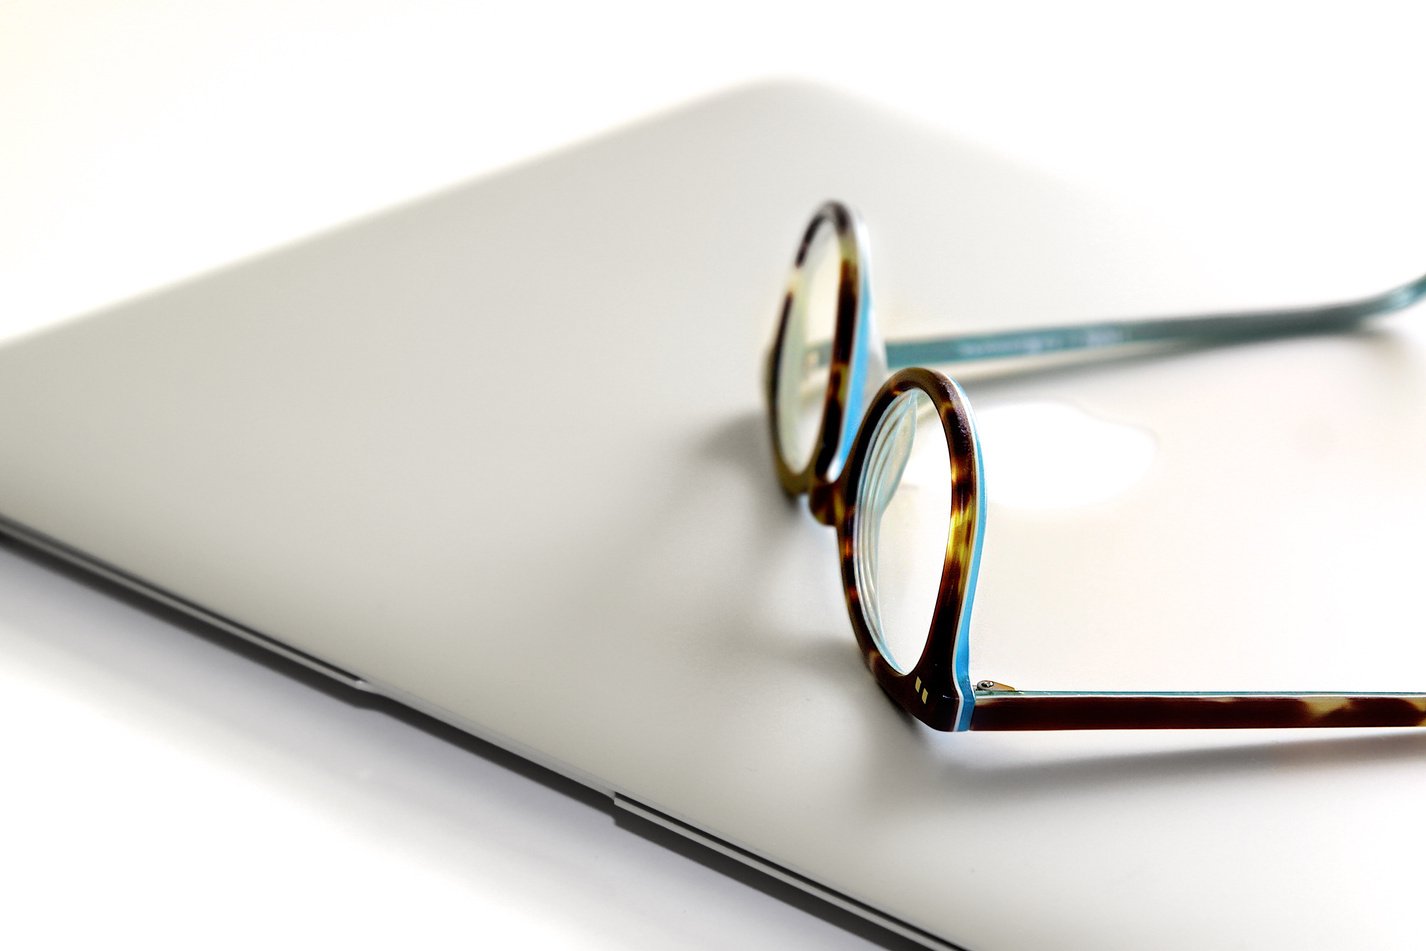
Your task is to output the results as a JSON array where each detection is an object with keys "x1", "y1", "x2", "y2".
[{"x1": 974, "y1": 400, "x2": 1157, "y2": 509}]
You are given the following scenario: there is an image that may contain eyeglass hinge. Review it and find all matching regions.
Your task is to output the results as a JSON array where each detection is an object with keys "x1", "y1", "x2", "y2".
[{"x1": 975, "y1": 680, "x2": 1019, "y2": 694}]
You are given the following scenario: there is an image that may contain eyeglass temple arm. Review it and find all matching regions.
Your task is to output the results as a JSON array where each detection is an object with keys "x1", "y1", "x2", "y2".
[
  {"x1": 968, "y1": 688, "x2": 1426, "y2": 730},
  {"x1": 884, "y1": 270, "x2": 1426, "y2": 368}
]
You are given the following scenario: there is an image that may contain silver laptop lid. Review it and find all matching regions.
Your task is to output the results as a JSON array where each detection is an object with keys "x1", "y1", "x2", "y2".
[{"x1": 1, "y1": 84, "x2": 1424, "y2": 949}]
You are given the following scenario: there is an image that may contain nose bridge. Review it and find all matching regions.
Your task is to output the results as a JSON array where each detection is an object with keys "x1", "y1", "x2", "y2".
[{"x1": 808, "y1": 479, "x2": 841, "y2": 526}]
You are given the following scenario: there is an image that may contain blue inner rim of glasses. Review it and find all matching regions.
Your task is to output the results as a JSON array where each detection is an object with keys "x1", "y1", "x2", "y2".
[{"x1": 837, "y1": 273, "x2": 986, "y2": 730}]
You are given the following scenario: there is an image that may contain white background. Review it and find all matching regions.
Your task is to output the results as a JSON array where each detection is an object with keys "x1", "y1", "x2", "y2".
[{"x1": 2, "y1": 3, "x2": 1424, "y2": 948}]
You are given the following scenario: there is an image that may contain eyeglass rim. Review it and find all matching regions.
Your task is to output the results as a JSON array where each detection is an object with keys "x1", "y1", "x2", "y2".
[
  {"x1": 834, "y1": 367, "x2": 985, "y2": 732},
  {"x1": 765, "y1": 200, "x2": 872, "y2": 498}
]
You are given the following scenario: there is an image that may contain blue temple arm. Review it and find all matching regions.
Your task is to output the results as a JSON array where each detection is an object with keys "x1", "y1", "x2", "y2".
[{"x1": 885, "y1": 270, "x2": 1426, "y2": 368}]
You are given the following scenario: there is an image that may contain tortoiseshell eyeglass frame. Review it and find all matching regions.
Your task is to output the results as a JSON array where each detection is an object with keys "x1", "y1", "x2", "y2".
[{"x1": 767, "y1": 199, "x2": 1426, "y2": 732}]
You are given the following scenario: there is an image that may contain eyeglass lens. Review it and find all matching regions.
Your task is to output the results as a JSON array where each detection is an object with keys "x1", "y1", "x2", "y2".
[
  {"x1": 775, "y1": 218, "x2": 843, "y2": 472},
  {"x1": 853, "y1": 389, "x2": 954, "y2": 673}
]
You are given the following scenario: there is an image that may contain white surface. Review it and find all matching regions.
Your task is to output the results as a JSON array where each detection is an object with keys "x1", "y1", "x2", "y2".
[{"x1": 3, "y1": 4, "x2": 1426, "y2": 950}]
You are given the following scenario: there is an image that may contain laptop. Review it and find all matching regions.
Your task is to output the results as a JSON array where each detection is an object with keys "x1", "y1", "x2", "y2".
[{"x1": 2, "y1": 83, "x2": 1424, "y2": 949}]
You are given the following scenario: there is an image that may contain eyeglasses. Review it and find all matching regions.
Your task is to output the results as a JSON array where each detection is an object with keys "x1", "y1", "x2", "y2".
[{"x1": 766, "y1": 200, "x2": 1426, "y2": 732}]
